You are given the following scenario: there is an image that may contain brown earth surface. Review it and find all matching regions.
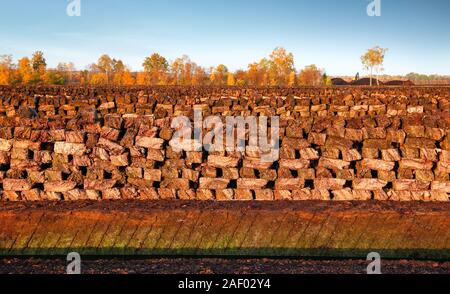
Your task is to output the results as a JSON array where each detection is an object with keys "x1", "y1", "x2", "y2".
[{"x1": 0, "y1": 257, "x2": 448, "y2": 274}]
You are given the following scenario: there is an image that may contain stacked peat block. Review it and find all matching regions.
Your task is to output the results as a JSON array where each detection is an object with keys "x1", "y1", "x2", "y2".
[{"x1": 0, "y1": 86, "x2": 448, "y2": 201}]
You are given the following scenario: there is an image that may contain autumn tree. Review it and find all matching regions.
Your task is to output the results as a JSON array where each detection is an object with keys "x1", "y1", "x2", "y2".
[
  {"x1": 90, "y1": 72, "x2": 108, "y2": 85},
  {"x1": 31, "y1": 51, "x2": 46, "y2": 72},
  {"x1": 86, "y1": 63, "x2": 107, "y2": 85},
  {"x1": 88, "y1": 55, "x2": 134, "y2": 85},
  {"x1": 79, "y1": 70, "x2": 89, "y2": 85},
  {"x1": 18, "y1": 57, "x2": 33, "y2": 84},
  {"x1": 96, "y1": 54, "x2": 114, "y2": 83},
  {"x1": 247, "y1": 60, "x2": 269, "y2": 87},
  {"x1": 246, "y1": 47, "x2": 295, "y2": 87},
  {"x1": 191, "y1": 66, "x2": 208, "y2": 86},
  {"x1": 30, "y1": 51, "x2": 47, "y2": 83},
  {"x1": 170, "y1": 55, "x2": 199, "y2": 85},
  {"x1": 112, "y1": 59, "x2": 125, "y2": 72},
  {"x1": 111, "y1": 59, "x2": 135, "y2": 85},
  {"x1": 210, "y1": 64, "x2": 228, "y2": 86},
  {"x1": 142, "y1": 53, "x2": 169, "y2": 85},
  {"x1": 247, "y1": 62, "x2": 260, "y2": 86},
  {"x1": 0, "y1": 55, "x2": 13, "y2": 85},
  {"x1": 361, "y1": 46, "x2": 387, "y2": 86},
  {"x1": 44, "y1": 71, "x2": 65, "y2": 85},
  {"x1": 136, "y1": 72, "x2": 147, "y2": 85},
  {"x1": 288, "y1": 71, "x2": 297, "y2": 87},
  {"x1": 114, "y1": 69, "x2": 135, "y2": 85},
  {"x1": 298, "y1": 65, "x2": 323, "y2": 86},
  {"x1": 268, "y1": 47, "x2": 295, "y2": 86},
  {"x1": 227, "y1": 73, "x2": 235, "y2": 86},
  {"x1": 56, "y1": 62, "x2": 75, "y2": 84},
  {"x1": 234, "y1": 70, "x2": 247, "y2": 87}
]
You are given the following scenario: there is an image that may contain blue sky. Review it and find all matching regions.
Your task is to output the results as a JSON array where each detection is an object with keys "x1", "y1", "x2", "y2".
[{"x1": 0, "y1": 0, "x2": 449, "y2": 75}]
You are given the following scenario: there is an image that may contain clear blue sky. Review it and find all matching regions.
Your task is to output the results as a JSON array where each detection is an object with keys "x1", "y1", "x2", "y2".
[{"x1": 0, "y1": 0, "x2": 449, "y2": 75}]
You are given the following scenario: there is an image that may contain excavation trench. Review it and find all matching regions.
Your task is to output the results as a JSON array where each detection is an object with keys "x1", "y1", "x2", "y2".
[{"x1": 0, "y1": 200, "x2": 448, "y2": 259}]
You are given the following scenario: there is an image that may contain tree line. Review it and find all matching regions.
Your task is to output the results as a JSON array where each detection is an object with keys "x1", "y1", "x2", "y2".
[
  {"x1": 0, "y1": 47, "x2": 332, "y2": 87},
  {"x1": 1, "y1": 46, "x2": 448, "y2": 86}
]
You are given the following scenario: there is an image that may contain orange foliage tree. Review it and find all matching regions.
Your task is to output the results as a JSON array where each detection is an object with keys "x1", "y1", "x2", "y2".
[
  {"x1": 210, "y1": 64, "x2": 228, "y2": 86},
  {"x1": 18, "y1": 57, "x2": 33, "y2": 84},
  {"x1": 142, "y1": 53, "x2": 169, "y2": 85},
  {"x1": 298, "y1": 64, "x2": 324, "y2": 86},
  {"x1": 0, "y1": 55, "x2": 13, "y2": 85},
  {"x1": 267, "y1": 47, "x2": 295, "y2": 86}
]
